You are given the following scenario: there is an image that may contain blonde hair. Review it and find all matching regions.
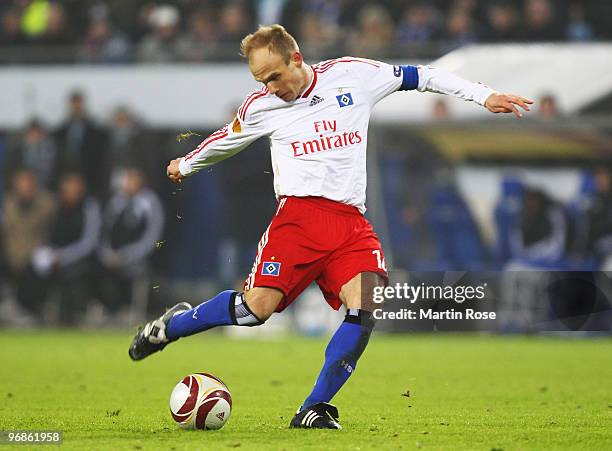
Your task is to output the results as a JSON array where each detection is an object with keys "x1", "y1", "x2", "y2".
[{"x1": 240, "y1": 24, "x2": 299, "y2": 65}]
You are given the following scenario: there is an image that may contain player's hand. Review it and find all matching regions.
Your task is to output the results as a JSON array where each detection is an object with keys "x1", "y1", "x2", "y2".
[
  {"x1": 167, "y1": 158, "x2": 183, "y2": 184},
  {"x1": 485, "y1": 93, "x2": 534, "y2": 118}
]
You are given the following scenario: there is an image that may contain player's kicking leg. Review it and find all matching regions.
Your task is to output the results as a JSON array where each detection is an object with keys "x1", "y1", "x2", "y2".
[
  {"x1": 290, "y1": 272, "x2": 383, "y2": 430},
  {"x1": 129, "y1": 288, "x2": 282, "y2": 361},
  {"x1": 129, "y1": 301, "x2": 192, "y2": 361}
]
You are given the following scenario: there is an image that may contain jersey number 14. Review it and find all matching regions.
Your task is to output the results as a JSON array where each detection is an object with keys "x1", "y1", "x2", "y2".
[{"x1": 372, "y1": 250, "x2": 387, "y2": 272}]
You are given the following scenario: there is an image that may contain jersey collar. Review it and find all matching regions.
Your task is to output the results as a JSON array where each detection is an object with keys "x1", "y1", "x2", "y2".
[{"x1": 300, "y1": 65, "x2": 317, "y2": 99}]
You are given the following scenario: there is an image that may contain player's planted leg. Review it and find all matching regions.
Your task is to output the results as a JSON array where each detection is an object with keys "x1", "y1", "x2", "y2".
[
  {"x1": 290, "y1": 402, "x2": 342, "y2": 429},
  {"x1": 290, "y1": 272, "x2": 382, "y2": 429},
  {"x1": 289, "y1": 309, "x2": 375, "y2": 429}
]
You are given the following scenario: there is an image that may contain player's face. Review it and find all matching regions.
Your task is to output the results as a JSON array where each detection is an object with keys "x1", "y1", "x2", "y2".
[{"x1": 249, "y1": 47, "x2": 306, "y2": 102}]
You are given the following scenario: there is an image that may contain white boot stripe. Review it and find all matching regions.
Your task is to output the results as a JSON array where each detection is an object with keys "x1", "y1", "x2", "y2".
[
  {"x1": 302, "y1": 411, "x2": 315, "y2": 426},
  {"x1": 307, "y1": 414, "x2": 314, "y2": 426}
]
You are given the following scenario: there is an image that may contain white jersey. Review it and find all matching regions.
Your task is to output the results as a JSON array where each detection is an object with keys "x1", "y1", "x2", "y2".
[{"x1": 179, "y1": 57, "x2": 495, "y2": 213}]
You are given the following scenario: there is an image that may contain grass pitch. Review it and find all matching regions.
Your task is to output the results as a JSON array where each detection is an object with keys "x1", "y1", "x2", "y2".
[{"x1": 1, "y1": 331, "x2": 611, "y2": 450}]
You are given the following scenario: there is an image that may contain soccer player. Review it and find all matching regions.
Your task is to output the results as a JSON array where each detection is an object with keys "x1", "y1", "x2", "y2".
[{"x1": 129, "y1": 24, "x2": 532, "y2": 429}]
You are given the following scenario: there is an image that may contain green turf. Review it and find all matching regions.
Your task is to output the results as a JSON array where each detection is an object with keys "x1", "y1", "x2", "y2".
[{"x1": 1, "y1": 331, "x2": 611, "y2": 450}]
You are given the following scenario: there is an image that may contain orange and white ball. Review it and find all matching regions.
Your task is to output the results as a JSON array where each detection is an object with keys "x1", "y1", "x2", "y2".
[{"x1": 169, "y1": 373, "x2": 232, "y2": 430}]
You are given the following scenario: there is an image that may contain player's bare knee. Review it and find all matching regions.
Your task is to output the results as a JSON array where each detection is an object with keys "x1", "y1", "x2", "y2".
[{"x1": 243, "y1": 288, "x2": 283, "y2": 323}]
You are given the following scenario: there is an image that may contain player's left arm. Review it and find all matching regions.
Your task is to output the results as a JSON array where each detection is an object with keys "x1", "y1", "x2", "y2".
[
  {"x1": 414, "y1": 65, "x2": 534, "y2": 118},
  {"x1": 351, "y1": 60, "x2": 533, "y2": 118}
]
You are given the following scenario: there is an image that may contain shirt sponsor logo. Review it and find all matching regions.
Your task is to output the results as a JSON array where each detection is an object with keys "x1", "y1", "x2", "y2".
[
  {"x1": 290, "y1": 119, "x2": 363, "y2": 157},
  {"x1": 261, "y1": 261, "x2": 281, "y2": 276},
  {"x1": 336, "y1": 93, "x2": 354, "y2": 107}
]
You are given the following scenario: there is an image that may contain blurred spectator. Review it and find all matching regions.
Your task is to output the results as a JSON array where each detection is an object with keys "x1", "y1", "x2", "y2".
[
  {"x1": 30, "y1": 172, "x2": 101, "y2": 325},
  {"x1": 499, "y1": 184, "x2": 576, "y2": 330},
  {"x1": 97, "y1": 167, "x2": 164, "y2": 317},
  {"x1": 298, "y1": 13, "x2": 337, "y2": 59},
  {"x1": 483, "y1": 2, "x2": 520, "y2": 42},
  {"x1": 40, "y1": 2, "x2": 73, "y2": 45},
  {"x1": 100, "y1": 0, "x2": 147, "y2": 43},
  {"x1": 582, "y1": 1, "x2": 612, "y2": 40},
  {"x1": 5, "y1": 119, "x2": 58, "y2": 191},
  {"x1": 443, "y1": 7, "x2": 478, "y2": 52},
  {"x1": 176, "y1": 8, "x2": 218, "y2": 62},
  {"x1": 396, "y1": 3, "x2": 439, "y2": 45},
  {"x1": 303, "y1": 0, "x2": 345, "y2": 28},
  {"x1": 1, "y1": 169, "x2": 55, "y2": 318},
  {"x1": 537, "y1": 93, "x2": 559, "y2": 119},
  {"x1": 432, "y1": 98, "x2": 450, "y2": 120},
  {"x1": 451, "y1": 0, "x2": 478, "y2": 15},
  {"x1": 217, "y1": 2, "x2": 252, "y2": 49},
  {"x1": 0, "y1": 8, "x2": 27, "y2": 46},
  {"x1": 508, "y1": 187, "x2": 569, "y2": 267},
  {"x1": 108, "y1": 106, "x2": 164, "y2": 194},
  {"x1": 137, "y1": 4, "x2": 183, "y2": 63},
  {"x1": 566, "y1": 1, "x2": 594, "y2": 41},
  {"x1": 79, "y1": 15, "x2": 131, "y2": 63},
  {"x1": 55, "y1": 90, "x2": 109, "y2": 199},
  {"x1": 350, "y1": 4, "x2": 394, "y2": 57},
  {"x1": 520, "y1": 0, "x2": 564, "y2": 42}
]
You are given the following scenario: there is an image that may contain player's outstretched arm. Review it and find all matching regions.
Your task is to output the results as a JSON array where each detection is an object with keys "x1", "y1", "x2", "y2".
[
  {"x1": 414, "y1": 65, "x2": 534, "y2": 119},
  {"x1": 484, "y1": 93, "x2": 534, "y2": 118}
]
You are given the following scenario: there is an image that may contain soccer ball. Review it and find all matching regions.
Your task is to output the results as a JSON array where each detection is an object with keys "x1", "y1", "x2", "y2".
[{"x1": 169, "y1": 373, "x2": 232, "y2": 430}]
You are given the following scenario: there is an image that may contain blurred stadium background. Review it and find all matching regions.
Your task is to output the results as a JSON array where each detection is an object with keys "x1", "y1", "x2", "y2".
[{"x1": 1, "y1": 0, "x2": 611, "y2": 334}]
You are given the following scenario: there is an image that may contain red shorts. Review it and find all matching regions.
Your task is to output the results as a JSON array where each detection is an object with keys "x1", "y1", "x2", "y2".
[{"x1": 244, "y1": 196, "x2": 388, "y2": 312}]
